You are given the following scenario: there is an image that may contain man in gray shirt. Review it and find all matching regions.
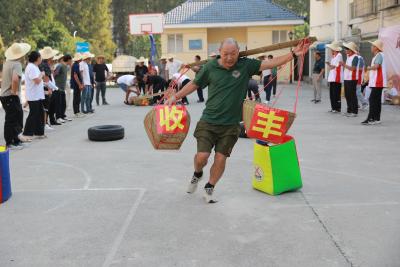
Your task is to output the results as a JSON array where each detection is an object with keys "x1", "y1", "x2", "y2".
[{"x1": 0, "y1": 43, "x2": 31, "y2": 149}]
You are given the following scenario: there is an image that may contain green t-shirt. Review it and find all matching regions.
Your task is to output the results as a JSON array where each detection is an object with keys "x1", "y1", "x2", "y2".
[
  {"x1": 54, "y1": 63, "x2": 68, "y2": 91},
  {"x1": 193, "y1": 57, "x2": 261, "y2": 125}
]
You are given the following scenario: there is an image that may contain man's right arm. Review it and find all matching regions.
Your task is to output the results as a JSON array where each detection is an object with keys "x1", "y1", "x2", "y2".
[
  {"x1": 168, "y1": 82, "x2": 199, "y2": 105},
  {"x1": 11, "y1": 73, "x2": 20, "y2": 95}
]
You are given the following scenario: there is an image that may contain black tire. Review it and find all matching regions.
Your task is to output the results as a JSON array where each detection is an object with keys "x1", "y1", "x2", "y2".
[
  {"x1": 239, "y1": 121, "x2": 247, "y2": 138},
  {"x1": 88, "y1": 125, "x2": 125, "y2": 141}
]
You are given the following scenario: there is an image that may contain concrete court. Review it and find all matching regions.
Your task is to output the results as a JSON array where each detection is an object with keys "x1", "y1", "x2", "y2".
[{"x1": 0, "y1": 83, "x2": 399, "y2": 267}]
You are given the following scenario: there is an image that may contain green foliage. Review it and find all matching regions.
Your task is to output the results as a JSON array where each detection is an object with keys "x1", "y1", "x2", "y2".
[
  {"x1": 294, "y1": 22, "x2": 310, "y2": 39},
  {"x1": 0, "y1": 34, "x2": 4, "y2": 64},
  {"x1": 25, "y1": 8, "x2": 76, "y2": 53},
  {"x1": 126, "y1": 35, "x2": 161, "y2": 59},
  {"x1": 273, "y1": 0, "x2": 310, "y2": 21}
]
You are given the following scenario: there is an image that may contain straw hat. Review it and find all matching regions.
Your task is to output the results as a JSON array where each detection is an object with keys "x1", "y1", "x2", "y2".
[
  {"x1": 39, "y1": 46, "x2": 59, "y2": 60},
  {"x1": 5, "y1": 42, "x2": 31, "y2": 60},
  {"x1": 160, "y1": 55, "x2": 167, "y2": 60},
  {"x1": 54, "y1": 54, "x2": 64, "y2": 61},
  {"x1": 326, "y1": 41, "x2": 342, "y2": 52},
  {"x1": 137, "y1": 56, "x2": 146, "y2": 63},
  {"x1": 81, "y1": 52, "x2": 95, "y2": 60},
  {"x1": 369, "y1": 39, "x2": 384, "y2": 51},
  {"x1": 96, "y1": 54, "x2": 106, "y2": 59},
  {"x1": 343, "y1": 42, "x2": 358, "y2": 53},
  {"x1": 168, "y1": 54, "x2": 175, "y2": 59},
  {"x1": 73, "y1": 53, "x2": 82, "y2": 61}
]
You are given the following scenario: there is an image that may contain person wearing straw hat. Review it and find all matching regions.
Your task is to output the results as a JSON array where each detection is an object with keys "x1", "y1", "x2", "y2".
[
  {"x1": 166, "y1": 54, "x2": 182, "y2": 80},
  {"x1": 79, "y1": 52, "x2": 95, "y2": 113},
  {"x1": 39, "y1": 46, "x2": 60, "y2": 128},
  {"x1": 157, "y1": 55, "x2": 169, "y2": 81},
  {"x1": 326, "y1": 41, "x2": 344, "y2": 113},
  {"x1": 341, "y1": 42, "x2": 360, "y2": 117},
  {"x1": 135, "y1": 56, "x2": 148, "y2": 95},
  {"x1": 93, "y1": 54, "x2": 110, "y2": 105},
  {"x1": 0, "y1": 42, "x2": 31, "y2": 149},
  {"x1": 362, "y1": 39, "x2": 387, "y2": 125},
  {"x1": 166, "y1": 37, "x2": 310, "y2": 203},
  {"x1": 191, "y1": 55, "x2": 205, "y2": 103},
  {"x1": 71, "y1": 53, "x2": 85, "y2": 118}
]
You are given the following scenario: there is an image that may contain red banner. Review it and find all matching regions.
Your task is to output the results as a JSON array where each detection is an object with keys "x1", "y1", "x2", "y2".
[
  {"x1": 156, "y1": 105, "x2": 189, "y2": 134},
  {"x1": 246, "y1": 105, "x2": 289, "y2": 144}
]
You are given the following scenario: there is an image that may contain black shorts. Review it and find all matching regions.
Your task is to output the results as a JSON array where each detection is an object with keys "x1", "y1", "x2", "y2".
[{"x1": 42, "y1": 95, "x2": 50, "y2": 112}]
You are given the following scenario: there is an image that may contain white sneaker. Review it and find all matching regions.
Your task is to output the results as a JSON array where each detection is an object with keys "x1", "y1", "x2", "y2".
[
  {"x1": 18, "y1": 134, "x2": 33, "y2": 143},
  {"x1": 56, "y1": 118, "x2": 65, "y2": 124},
  {"x1": 187, "y1": 174, "x2": 203, "y2": 194},
  {"x1": 263, "y1": 100, "x2": 269, "y2": 105},
  {"x1": 75, "y1": 113, "x2": 86, "y2": 118},
  {"x1": 8, "y1": 144, "x2": 24, "y2": 150},
  {"x1": 64, "y1": 117, "x2": 73, "y2": 121},
  {"x1": 45, "y1": 124, "x2": 55, "y2": 131},
  {"x1": 203, "y1": 187, "x2": 217, "y2": 204}
]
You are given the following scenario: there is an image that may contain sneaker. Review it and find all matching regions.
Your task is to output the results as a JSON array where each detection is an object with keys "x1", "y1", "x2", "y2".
[
  {"x1": 18, "y1": 134, "x2": 33, "y2": 143},
  {"x1": 361, "y1": 119, "x2": 370, "y2": 125},
  {"x1": 315, "y1": 100, "x2": 321, "y2": 104},
  {"x1": 51, "y1": 121, "x2": 62, "y2": 126},
  {"x1": 374, "y1": 120, "x2": 381, "y2": 124},
  {"x1": 311, "y1": 99, "x2": 316, "y2": 103},
  {"x1": 45, "y1": 124, "x2": 55, "y2": 131},
  {"x1": 203, "y1": 187, "x2": 217, "y2": 204},
  {"x1": 63, "y1": 117, "x2": 73, "y2": 122},
  {"x1": 8, "y1": 144, "x2": 24, "y2": 150},
  {"x1": 329, "y1": 110, "x2": 339, "y2": 113},
  {"x1": 103, "y1": 101, "x2": 109, "y2": 105},
  {"x1": 56, "y1": 118, "x2": 66, "y2": 124},
  {"x1": 361, "y1": 104, "x2": 368, "y2": 111},
  {"x1": 369, "y1": 120, "x2": 381, "y2": 125},
  {"x1": 263, "y1": 100, "x2": 269, "y2": 105},
  {"x1": 187, "y1": 174, "x2": 203, "y2": 194}
]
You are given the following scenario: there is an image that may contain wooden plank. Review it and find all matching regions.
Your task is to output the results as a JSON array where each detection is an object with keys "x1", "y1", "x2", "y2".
[{"x1": 187, "y1": 37, "x2": 317, "y2": 67}]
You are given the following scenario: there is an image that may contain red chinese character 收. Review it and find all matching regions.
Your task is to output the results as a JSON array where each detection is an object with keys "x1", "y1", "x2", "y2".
[{"x1": 156, "y1": 105, "x2": 188, "y2": 134}]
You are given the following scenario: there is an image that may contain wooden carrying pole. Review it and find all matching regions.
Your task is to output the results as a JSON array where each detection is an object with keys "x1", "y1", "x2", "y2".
[{"x1": 187, "y1": 37, "x2": 317, "y2": 67}]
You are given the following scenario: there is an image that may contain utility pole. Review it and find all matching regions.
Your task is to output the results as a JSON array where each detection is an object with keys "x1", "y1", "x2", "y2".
[{"x1": 334, "y1": 0, "x2": 339, "y2": 41}]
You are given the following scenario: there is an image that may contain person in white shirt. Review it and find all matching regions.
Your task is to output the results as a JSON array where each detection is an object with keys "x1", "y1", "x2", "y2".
[
  {"x1": 22, "y1": 51, "x2": 46, "y2": 139},
  {"x1": 171, "y1": 73, "x2": 190, "y2": 105},
  {"x1": 117, "y1": 74, "x2": 140, "y2": 104},
  {"x1": 166, "y1": 55, "x2": 182, "y2": 80},
  {"x1": 325, "y1": 42, "x2": 344, "y2": 113},
  {"x1": 79, "y1": 53, "x2": 94, "y2": 113}
]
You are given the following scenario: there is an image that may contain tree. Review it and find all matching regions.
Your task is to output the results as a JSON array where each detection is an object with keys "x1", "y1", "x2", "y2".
[
  {"x1": 0, "y1": 34, "x2": 5, "y2": 65},
  {"x1": 25, "y1": 8, "x2": 77, "y2": 53},
  {"x1": 273, "y1": 0, "x2": 310, "y2": 38}
]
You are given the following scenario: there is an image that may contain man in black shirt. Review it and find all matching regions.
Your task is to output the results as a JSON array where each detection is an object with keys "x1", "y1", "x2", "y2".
[
  {"x1": 312, "y1": 51, "x2": 325, "y2": 103},
  {"x1": 191, "y1": 55, "x2": 205, "y2": 103},
  {"x1": 135, "y1": 57, "x2": 148, "y2": 95},
  {"x1": 144, "y1": 74, "x2": 166, "y2": 104},
  {"x1": 93, "y1": 55, "x2": 110, "y2": 105}
]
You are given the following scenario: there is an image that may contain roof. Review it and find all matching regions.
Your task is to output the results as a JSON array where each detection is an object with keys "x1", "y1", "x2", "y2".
[{"x1": 164, "y1": 0, "x2": 304, "y2": 28}]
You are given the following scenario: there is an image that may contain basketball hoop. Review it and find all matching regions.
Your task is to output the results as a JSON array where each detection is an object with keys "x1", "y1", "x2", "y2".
[{"x1": 129, "y1": 13, "x2": 164, "y2": 35}]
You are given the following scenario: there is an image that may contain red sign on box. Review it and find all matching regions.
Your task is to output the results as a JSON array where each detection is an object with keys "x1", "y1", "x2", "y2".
[
  {"x1": 156, "y1": 105, "x2": 189, "y2": 134},
  {"x1": 247, "y1": 105, "x2": 289, "y2": 144}
]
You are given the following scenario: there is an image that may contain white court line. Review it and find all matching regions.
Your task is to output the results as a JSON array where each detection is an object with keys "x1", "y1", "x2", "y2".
[
  {"x1": 24, "y1": 160, "x2": 92, "y2": 189},
  {"x1": 102, "y1": 188, "x2": 146, "y2": 267}
]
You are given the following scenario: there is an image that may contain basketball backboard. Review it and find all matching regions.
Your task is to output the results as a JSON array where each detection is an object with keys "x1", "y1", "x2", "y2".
[{"x1": 129, "y1": 13, "x2": 164, "y2": 35}]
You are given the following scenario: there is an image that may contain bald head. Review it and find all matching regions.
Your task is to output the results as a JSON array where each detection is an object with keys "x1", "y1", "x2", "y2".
[
  {"x1": 219, "y1": 38, "x2": 240, "y2": 69},
  {"x1": 220, "y1": 38, "x2": 239, "y2": 50}
]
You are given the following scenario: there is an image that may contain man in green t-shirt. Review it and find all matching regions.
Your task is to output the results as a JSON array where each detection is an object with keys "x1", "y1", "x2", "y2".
[{"x1": 167, "y1": 38, "x2": 309, "y2": 203}]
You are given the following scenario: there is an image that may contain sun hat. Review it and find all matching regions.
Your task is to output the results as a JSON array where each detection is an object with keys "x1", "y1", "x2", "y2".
[
  {"x1": 210, "y1": 52, "x2": 217, "y2": 58},
  {"x1": 137, "y1": 56, "x2": 146, "y2": 63},
  {"x1": 96, "y1": 54, "x2": 106, "y2": 59},
  {"x1": 168, "y1": 54, "x2": 175, "y2": 59},
  {"x1": 5, "y1": 43, "x2": 31, "y2": 60},
  {"x1": 343, "y1": 42, "x2": 358, "y2": 53},
  {"x1": 81, "y1": 52, "x2": 95, "y2": 60},
  {"x1": 39, "y1": 46, "x2": 60, "y2": 60},
  {"x1": 160, "y1": 55, "x2": 167, "y2": 60},
  {"x1": 54, "y1": 54, "x2": 64, "y2": 61},
  {"x1": 73, "y1": 53, "x2": 82, "y2": 61},
  {"x1": 369, "y1": 39, "x2": 384, "y2": 52},
  {"x1": 326, "y1": 41, "x2": 343, "y2": 52}
]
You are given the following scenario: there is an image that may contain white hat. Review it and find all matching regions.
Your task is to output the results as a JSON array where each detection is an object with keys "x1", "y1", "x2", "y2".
[
  {"x1": 39, "y1": 46, "x2": 60, "y2": 60},
  {"x1": 210, "y1": 52, "x2": 217, "y2": 57},
  {"x1": 137, "y1": 56, "x2": 146, "y2": 63},
  {"x1": 54, "y1": 54, "x2": 64, "y2": 61},
  {"x1": 73, "y1": 53, "x2": 82, "y2": 61},
  {"x1": 81, "y1": 52, "x2": 95, "y2": 60},
  {"x1": 168, "y1": 54, "x2": 175, "y2": 59},
  {"x1": 369, "y1": 39, "x2": 384, "y2": 51},
  {"x1": 326, "y1": 41, "x2": 343, "y2": 52},
  {"x1": 343, "y1": 42, "x2": 358, "y2": 53},
  {"x1": 5, "y1": 43, "x2": 31, "y2": 60},
  {"x1": 160, "y1": 55, "x2": 167, "y2": 60}
]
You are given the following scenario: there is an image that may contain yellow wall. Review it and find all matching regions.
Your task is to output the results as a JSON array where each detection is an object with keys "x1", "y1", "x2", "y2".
[{"x1": 207, "y1": 27, "x2": 247, "y2": 44}]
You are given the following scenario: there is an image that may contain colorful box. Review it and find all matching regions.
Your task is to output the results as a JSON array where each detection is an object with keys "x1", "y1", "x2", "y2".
[
  {"x1": 0, "y1": 146, "x2": 11, "y2": 204},
  {"x1": 252, "y1": 135, "x2": 302, "y2": 195}
]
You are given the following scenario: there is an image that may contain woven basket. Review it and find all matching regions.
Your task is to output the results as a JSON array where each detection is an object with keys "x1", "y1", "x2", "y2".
[
  {"x1": 144, "y1": 106, "x2": 191, "y2": 150},
  {"x1": 243, "y1": 99, "x2": 296, "y2": 136},
  {"x1": 131, "y1": 96, "x2": 150, "y2": 106}
]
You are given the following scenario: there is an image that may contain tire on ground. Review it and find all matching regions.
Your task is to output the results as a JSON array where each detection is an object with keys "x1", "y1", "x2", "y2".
[
  {"x1": 239, "y1": 121, "x2": 247, "y2": 138},
  {"x1": 88, "y1": 125, "x2": 125, "y2": 141}
]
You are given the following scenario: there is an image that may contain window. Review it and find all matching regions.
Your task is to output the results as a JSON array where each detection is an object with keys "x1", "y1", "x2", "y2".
[
  {"x1": 380, "y1": 0, "x2": 399, "y2": 10},
  {"x1": 353, "y1": 0, "x2": 378, "y2": 17},
  {"x1": 168, "y1": 34, "x2": 183, "y2": 53},
  {"x1": 272, "y1": 30, "x2": 288, "y2": 44}
]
